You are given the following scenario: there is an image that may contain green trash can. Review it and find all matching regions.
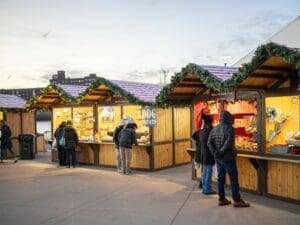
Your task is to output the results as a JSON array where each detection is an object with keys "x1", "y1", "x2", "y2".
[{"x1": 18, "y1": 134, "x2": 35, "y2": 160}]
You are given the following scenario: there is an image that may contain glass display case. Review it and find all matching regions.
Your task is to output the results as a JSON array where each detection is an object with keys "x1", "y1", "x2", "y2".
[
  {"x1": 72, "y1": 107, "x2": 94, "y2": 141},
  {"x1": 123, "y1": 105, "x2": 150, "y2": 144},
  {"x1": 53, "y1": 107, "x2": 72, "y2": 131},
  {"x1": 194, "y1": 99, "x2": 258, "y2": 152},
  {"x1": 225, "y1": 100, "x2": 257, "y2": 152},
  {"x1": 97, "y1": 106, "x2": 121, "y2": 142},
  {"x1": 265, "y1": 95, "x2": 300, "y2": 155}
]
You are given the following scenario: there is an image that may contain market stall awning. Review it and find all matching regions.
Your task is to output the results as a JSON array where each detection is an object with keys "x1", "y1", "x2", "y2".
[
  {"x1": 0, "y1": 94, "x2": 26, "y2": 111},
  {"x1": 77, "y1": 77, "x2": 163, "y2": 105},
  {"x1": 223, "y1": 42, "x2": 300, "y2": 92},
  {"x1": 156, "y1": 42, "x2": 300, "y2": 104},
  {"x1": 156, "y1": 64, "x2": 238, "y2": 104},
  {"x1": 25, "y1": 84, "x2": 87, "y2": 110}
]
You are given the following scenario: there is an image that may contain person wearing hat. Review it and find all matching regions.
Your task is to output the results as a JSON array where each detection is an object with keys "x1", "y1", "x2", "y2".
[
  {"x1": 198, "y1": 114, "x2": 216, "y2": 195},
  {"x1": 113, "y1": 119, "x2": 126, "y2": 172}
]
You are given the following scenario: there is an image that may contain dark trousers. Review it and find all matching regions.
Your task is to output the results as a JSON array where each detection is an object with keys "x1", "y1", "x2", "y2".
[
  {"x1": 216, "y1": 158, "x2": 241, "y2": 201},
  {"x1": 1, "y1": 147, "x2": 16, "y2": 160},
  {"x1": 57, "y1": 146, "x2": 66, "y2": 166},
  {"x1": 66, "y1": 148, "x2": 76, "y2": 167}
]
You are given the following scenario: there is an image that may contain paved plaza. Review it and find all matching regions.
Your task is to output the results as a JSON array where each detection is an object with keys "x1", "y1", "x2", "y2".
[{"x1": 0, "y1": 152, "x2": 299, "y2": 225}]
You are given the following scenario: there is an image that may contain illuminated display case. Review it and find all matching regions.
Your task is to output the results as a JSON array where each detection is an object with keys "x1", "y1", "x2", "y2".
[
  {"x1": 194, "y1": 99, "x2": 258, "y2": 152},
  {"x1": 73, "y1": 107, "x2": 94, "y2": 141},
  {"x1": 97, "y1": 106, "x2": 121, "y2": 142},
  {"x1": 53, "y1": 107, "x2": 72, "y2": 132},
  {"x1": 123, "y1": 105, "x2": 150, "y2": 144},
  {"x1": 265, "y1": 96, "x2": 300, "y2": 155}
]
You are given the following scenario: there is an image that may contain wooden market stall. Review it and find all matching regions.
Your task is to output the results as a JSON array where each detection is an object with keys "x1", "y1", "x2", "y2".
[
  {"x1": 26, "y1": 79, "x2": 192, "y2": 170},
  {"x1": 156, "y1": 42, "x2": 300, "y2": 203},
  {"x1": 0, "y1": 94, "x2": 38, "y2": 157}
]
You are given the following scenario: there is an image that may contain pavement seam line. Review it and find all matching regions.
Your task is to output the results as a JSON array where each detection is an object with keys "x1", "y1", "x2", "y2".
[{"x1": 169, "y1": 182, "x2": 197, "y2": 225}]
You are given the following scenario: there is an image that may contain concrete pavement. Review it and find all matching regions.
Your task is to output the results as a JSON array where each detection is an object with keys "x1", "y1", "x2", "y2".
[{"x1": 0, "y1": 152, "x2": 299, "y2": 225}]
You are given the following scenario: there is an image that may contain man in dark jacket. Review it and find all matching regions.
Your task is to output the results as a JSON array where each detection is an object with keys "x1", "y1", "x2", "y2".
[
  {"x1": 208, "y1": 111, "x2": 250, "y2": 207},
  {"x1": 119, "y1": 123, "x2": 137, "y2": 175},
  {"x1": 113, "y1": 119, "x2": 125, "y2": 172},
  {"x1": 0, "y1": 120, "x2": 17, "y2": 163},
  {"x1": 64, "y1": 120, "x2": 78, "y2": 168},
  {"x1": 54, "y1": 121, "x2": 67, "y2": 166}
]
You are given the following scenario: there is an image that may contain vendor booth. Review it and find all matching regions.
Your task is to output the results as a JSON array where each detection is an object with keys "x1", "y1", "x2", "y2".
[
  {"x1": 0, "y1": 94, "x2": 39, "y2": 157},
  {"x1": 26, "y1": 79, "x2": 192, "y2": 170},
  {"x1": 156, "y1": 42, "x2": 300, "y2": 203}
]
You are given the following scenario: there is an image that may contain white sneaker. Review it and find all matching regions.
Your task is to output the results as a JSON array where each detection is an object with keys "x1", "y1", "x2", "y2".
[{"x1": 117, "y1": 168, "x2": 123, "y2": 173}]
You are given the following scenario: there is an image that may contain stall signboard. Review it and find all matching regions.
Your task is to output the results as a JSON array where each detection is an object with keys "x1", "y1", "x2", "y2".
[{"x1": 142, "y1": 107, "x2": 156, "y2": 127}]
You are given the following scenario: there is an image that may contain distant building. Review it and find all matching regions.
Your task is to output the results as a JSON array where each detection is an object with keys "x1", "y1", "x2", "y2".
[
  {"x1": 234, "y1": 16, "x2": 300, "y2": 66},
  {"x1": 0, "y1": 88, "x2": 43, "y2": 101},
  {"x1": 0, "y1": 71, "x2": 98, "y2": 101},
  {"x1": 50, "y1": 70, "x2": 98, "y2": 86}
]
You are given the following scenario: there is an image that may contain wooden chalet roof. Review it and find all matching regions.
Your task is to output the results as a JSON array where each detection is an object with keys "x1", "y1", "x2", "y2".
[
  {"x1": 156, "y1": 42, "x2": 300, "y2": 104},
  {"x1": 77, "y1": 77, "x2": 163, "y2": 105},
  {"x1": 25, "y1": 84, "x2": 87, "y2": 110}
]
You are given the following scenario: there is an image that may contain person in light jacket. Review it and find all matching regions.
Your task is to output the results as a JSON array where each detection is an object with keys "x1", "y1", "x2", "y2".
[{"x1": 119, "y1": 122, "x2": 137, "y2": 175}]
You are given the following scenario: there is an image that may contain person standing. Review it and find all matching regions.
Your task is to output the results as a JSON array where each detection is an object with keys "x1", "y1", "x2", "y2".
[
  {"x1": 198, "y1": 114, "x2": 216, "y2": 195},
  {"x1": 113, "y1": 119, "x2": 125, "y2": 172},
  {"x1": 54, "y1": 121, "x2": 67, "y2": 166},
  {"x1": 119, "y1": 122, "x2": 137, "y2": 175},
  {"x1": 191, "y1": 125, "x2": 202, "y2": 189},
  {"x1": 0, "y1": 120, "x2": 18, "y2": 163},
  {"x1": 64, "y1": 120, "x2": 78, "y2": 168},
  {"x1": 208, "y1": 111, "x2": 250, "y2": 207}
]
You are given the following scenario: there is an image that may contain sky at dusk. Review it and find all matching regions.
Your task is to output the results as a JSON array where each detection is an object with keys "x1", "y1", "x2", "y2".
[{"x1": 0, "y1": 0, "x2": 299, "y2": 88}]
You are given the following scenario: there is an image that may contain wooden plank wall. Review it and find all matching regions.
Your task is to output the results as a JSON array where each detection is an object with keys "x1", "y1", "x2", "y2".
[
  {"x1": 236, "y1": 157, "x2": 257, "y2": 191},
  {"x1": 77, "y1": 144, "x2": 94, "y2": 164},
  {"x1": 99, "y1": 144, "x2": 150, "y2": 169},
  {"x1": 153, "y1": 108, "x2": 173, "y2": 142},
  {"x1": 174, "y1": 107, "x2": 191, "y2": 139},
  {"x1": 131, "y1": 145, "x2": 149, "y2": 169},
  {"x1": 22, "y1": 111, "x2": 36, "y2": 134},
  {"x1": 99, "y1": 144, "x2": 116, "y2": 166},
  {"x1": 154, "y1": 143, "x2": 173, "y2": 169},
  {"x1": 36, "y1": 135, "x2": 45, "y2": 152},
  {"x1": 267, "y1": 161, "x2": 300, "y2": 200},
  {"x1": 6, "y1": 112, "x2": 21, "y2": 155},
  {"x1": 175, "y1": 141, "x2": 191, "y2": 164}
]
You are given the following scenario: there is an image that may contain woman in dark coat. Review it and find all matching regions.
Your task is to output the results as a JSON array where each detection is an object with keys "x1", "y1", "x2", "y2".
[
  {"x1": 64, "y1": 120, "x2": 78, "y2": 168},
  {"x1": 0, "y1": 120, "x2": 18, "y2": 163},
  {"x1": 199, "y1": 114, "x2": 215, "y2": 195},
  {"x1": 54, "y1": 121, "x2": 67, "y2": 166}
]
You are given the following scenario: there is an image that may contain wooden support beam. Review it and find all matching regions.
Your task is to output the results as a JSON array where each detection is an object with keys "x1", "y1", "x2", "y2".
[
  {"x1": 250, "y1": 73, "x2": 283, "y2": 79},
  {"x1": 270, "y1": 75, "x2": 290, "y2": 90},
  {"x1": 259, "y1": 65, "x2": 293, "y2": 73}
]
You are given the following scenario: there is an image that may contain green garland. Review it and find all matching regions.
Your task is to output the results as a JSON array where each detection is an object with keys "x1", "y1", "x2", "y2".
[
  {"x1": 24, "y1": 84, "x2": 77, "y2": 111},
  {"x1": 156, "y1": 42, "x2": 300, "y2": 105},
  {"x1": 77, "y1": 77, "x2": 150, "y2": 105}
]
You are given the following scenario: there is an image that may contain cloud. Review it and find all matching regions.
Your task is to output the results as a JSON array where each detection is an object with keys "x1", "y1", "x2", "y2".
[{"x1": 217, "y1": 12, "x2": 296, "y2": 52}]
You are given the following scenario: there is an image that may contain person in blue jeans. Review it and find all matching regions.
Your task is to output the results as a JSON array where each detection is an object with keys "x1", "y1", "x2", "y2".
[
  {"x1": 208, "y1": 111, "x2": 250, "y2": 207},
  {"x1": 198, "y1": 114, "x2": 215, "y2": 194}
]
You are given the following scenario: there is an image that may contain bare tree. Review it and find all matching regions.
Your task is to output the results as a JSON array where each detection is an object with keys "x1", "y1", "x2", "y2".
[{"x1": 160, "y1": 65, "x2": 170, "y2": 85}]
